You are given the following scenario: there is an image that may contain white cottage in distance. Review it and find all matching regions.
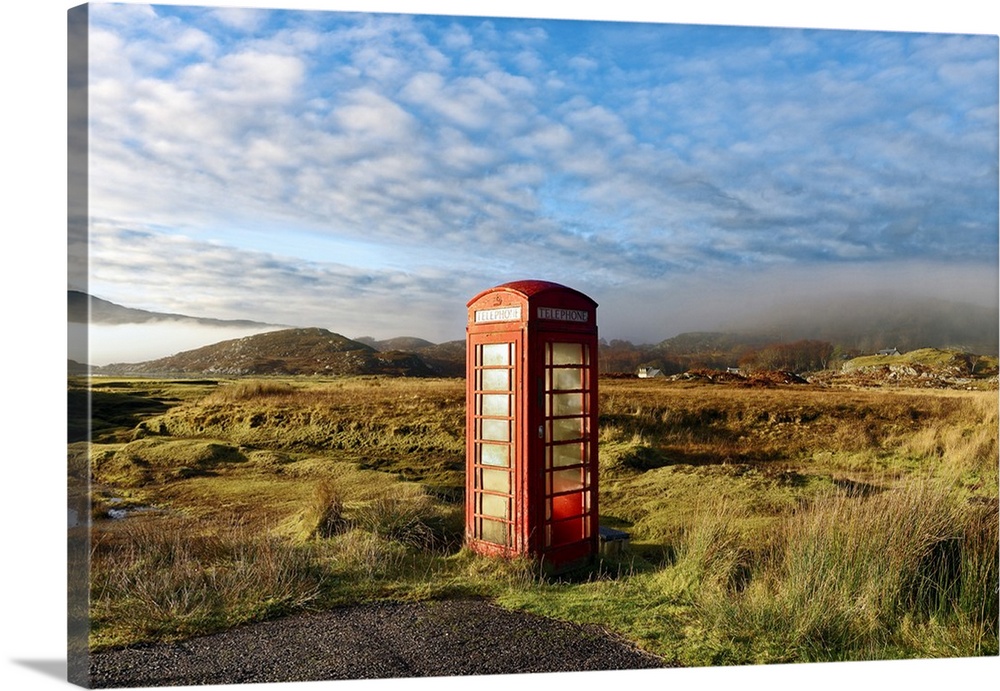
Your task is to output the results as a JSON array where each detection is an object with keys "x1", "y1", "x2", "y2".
[{"x1": 637, "y1": 366, "x2": 665, "y2": 378}]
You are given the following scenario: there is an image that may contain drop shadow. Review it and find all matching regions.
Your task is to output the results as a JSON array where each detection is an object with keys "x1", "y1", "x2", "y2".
[{"x1": 10, "y1": 659, "x2": 66, "y2": 682}]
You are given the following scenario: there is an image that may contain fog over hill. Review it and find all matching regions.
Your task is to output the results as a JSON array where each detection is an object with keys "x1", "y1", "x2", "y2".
[
  {"x1": 70, "y1": 290, "x2": 997, "y2": 373},
  {"x1": 69, "y1": 291, "x2": 290, "y2": 366},
  {"x1": 68, "y1": 290, "x2": 285, "y2": 329},
  {"x1": 722, "y1": 293, "x2": 999, "y2": 356}
]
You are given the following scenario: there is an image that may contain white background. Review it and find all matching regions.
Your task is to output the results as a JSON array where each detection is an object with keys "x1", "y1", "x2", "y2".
[{"x1": 2, "y1": 2, "x2": 997, "y2": 690}]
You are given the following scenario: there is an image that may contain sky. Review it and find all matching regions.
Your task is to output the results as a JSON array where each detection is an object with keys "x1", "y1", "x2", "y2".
[{"x1": 71, "y1": 0, "x2": 999, "y2": 362}]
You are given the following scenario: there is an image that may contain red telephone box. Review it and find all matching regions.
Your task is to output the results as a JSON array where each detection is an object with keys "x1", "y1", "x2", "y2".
[{"x1": 465, "y1": 280, "x2": 599, "y2": 571}]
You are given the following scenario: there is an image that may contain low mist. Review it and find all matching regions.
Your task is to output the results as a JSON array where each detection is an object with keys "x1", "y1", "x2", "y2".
[
  {"x1": 596, "y1": 260, "x2": 998, "y2": 348},
  {"x1": 69, "y1": 321, "x2": 285, "y2": 367}
]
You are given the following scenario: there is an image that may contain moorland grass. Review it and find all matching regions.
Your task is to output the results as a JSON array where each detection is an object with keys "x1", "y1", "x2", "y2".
[
  {"x1": 688, "y1": 479, "x2": 999, "y2": 663},
  {"x1": 78, "y1": 376, "x2": 998, "y2": 665},
  {"x1": 89, "y1": 516, "x2": 324, "y2": 648},
  {"x1": 499, "y1": 479, "x2": 997, "y2": 665}
]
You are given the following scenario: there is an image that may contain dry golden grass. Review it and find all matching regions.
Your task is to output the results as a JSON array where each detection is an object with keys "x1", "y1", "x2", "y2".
[{"x1": 78, "y1": 375, "x2": 998, "y2": 662}]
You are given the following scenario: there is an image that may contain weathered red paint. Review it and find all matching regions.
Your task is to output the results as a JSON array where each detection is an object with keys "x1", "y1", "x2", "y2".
[{"x1": 465, "y1": 280, "x2": 599, "y2": 572}]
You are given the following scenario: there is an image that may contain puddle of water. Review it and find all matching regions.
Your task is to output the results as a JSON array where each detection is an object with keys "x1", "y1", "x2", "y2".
[
  {"x1": 106, "y1": 504, "x2": 162, "y2": 520},
  {"x1": 71, "y1": 488, "x2": 165, "y2": 524}
]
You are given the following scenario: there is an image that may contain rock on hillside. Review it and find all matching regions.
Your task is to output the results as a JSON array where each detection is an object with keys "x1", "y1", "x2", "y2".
[
  {"x1": 355, "y1": 336, "x2": 437, "y2": 352},
  {"x1": 98, "y1": 328, "x2": 437, "y2": 377}
]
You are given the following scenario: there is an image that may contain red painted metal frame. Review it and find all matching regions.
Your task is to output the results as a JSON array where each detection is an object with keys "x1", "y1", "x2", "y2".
[{"x1": 465, "y1": 280, "x2": 599, "y2": 571}]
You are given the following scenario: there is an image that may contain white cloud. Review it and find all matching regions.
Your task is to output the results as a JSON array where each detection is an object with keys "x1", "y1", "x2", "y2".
[
  {"x1": 211, "y1": 7, "x2": 269, "y2": 32},
  {"x1": 180, "y1": 51, "x2": 305, "y2": 105},
  {"x1": 331, "y1": 87, "x2": 417, "y2": 138}
]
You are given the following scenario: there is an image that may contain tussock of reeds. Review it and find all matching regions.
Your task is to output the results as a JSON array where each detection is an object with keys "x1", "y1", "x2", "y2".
[
  {"x1": 673, "y1": 480, "x2": 998, "y2": 663},
  {"x1": 203, "y1": 380, "x2": 298, "y2": 402}
]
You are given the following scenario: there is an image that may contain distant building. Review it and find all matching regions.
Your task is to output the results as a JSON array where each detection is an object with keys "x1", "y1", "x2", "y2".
[
  {"x1": 877, "y1": 348, "x2": 900, "y2": 356},
  {"x1": 637, "y1": 366, "x2": 664, "y2": 378}
]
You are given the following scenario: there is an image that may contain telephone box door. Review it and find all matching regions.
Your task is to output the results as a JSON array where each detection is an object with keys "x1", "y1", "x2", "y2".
[
  {"x1": 535, "y1": 337, "x2": 598, "y2": 564},
  {"x1": 467, "y1": 332, "x2": 525, "y2": 555}
]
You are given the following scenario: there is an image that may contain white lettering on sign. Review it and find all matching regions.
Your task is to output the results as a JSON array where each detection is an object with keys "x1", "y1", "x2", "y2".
[
  {"x1": 475, "y1": 306, "x2": 522, "y2": 323},
  {"x1": 537, "y1": 307, "x2": 589, "y2": 322}
]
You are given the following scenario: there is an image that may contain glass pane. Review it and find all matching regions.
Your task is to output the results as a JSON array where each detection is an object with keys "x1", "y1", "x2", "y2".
[
  {"x1": 481, "y1": 369, "x2": 510, "y2": 391},
  {"x1": 480, "y1": 493, "x2": 507, "y2": 519},
  {"x1": 551, "y1": 491, "x2": 584, "y2": 520},
  {"x1": 550, "y1": 417, "x2": 585, "y2": 442},
  {"x1": 552, "y1": 367, "x2": 583, "y2": 391},
  {"x1": 481, "y1": 343, "x2": 510, "y2": 366},
  {"x1": 480, "y1": 394, "x2": 510, "y2": 417},
  {"x1": 480, "y1": 419, "x2": 509, "y2": 442},
  {"x1": 551, "y1": 393, "x2": 583, "y2": 416},
  {"x1": 549, "y1": 516, "x2": 584, "y2": 546},
  {"x1": 551, "y1": 443, "x2": 583, "y2": 467},
  {"x1": 481, "y1": 467, "x2": 510, "y2": 493},
  {"x1": 480, "y1": 443, "x2": 510, "y2": 467},
  {"x1": 552, "y1": 468, "x2": 584, "y2": 493},
  {"x1": 552, "y1": 342, "x2": 583, "y2": 365},
  {"x1": 480, "y1": 518, "x2": 506, "y2": 545}
]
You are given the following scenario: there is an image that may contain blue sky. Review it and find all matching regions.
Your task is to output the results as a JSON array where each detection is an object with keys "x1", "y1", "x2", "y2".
[{"x1": 76, "y1": 1, "x2": 998, "y2": 356}]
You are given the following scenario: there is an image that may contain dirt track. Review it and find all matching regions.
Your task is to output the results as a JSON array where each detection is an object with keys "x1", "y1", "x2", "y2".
[{"x1": 88, "y1": 599, "x2": 671, "y2": 687}]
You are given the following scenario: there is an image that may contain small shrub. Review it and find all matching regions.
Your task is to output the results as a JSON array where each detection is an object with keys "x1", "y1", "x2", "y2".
[{"x1": 352, "y1": 495, "x2": 438, "y2": 549}]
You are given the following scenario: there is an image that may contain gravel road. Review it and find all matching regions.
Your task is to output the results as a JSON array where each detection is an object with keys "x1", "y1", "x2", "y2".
[{"x1": 88, "y1": 599, "x2": 671, "y2": 687}]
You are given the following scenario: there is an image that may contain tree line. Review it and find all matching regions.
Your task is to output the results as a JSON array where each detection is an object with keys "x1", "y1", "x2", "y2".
[
  {"x1": 599, "y1": 338, "x2": 849, "y2": 376},
  {"x1": 736, "y1": 339, "x2": 840, "y2": 374}
]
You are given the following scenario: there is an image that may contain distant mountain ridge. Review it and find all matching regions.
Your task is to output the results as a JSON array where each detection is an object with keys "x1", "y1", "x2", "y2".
[{"x1": 68, "y1": 290, "x2": 285, "y2": 329}]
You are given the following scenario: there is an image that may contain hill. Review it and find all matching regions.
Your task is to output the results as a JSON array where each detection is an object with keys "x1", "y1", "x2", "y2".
[
  {"x1": 353, "y1": 336, "x2": 465, "y2": 376},
  {"x1": 831, "y1": 347, "x2": 999, "y2": 388},
  {"x1": 97, "y1": 328, "x2": 437, "y2": 377},
  {"x1": 410, "y1": 340, "x2": 466, "y2": 377}
]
